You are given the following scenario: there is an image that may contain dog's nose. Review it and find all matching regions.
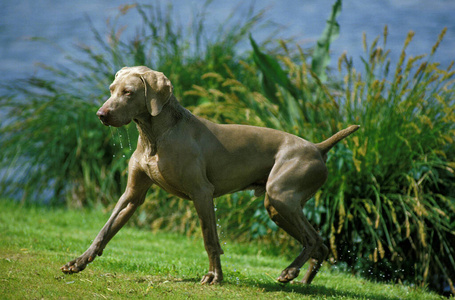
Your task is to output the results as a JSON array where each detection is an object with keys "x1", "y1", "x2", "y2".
[{"x1": 96, "y1": 108, "x2": 107, "y2": 123}]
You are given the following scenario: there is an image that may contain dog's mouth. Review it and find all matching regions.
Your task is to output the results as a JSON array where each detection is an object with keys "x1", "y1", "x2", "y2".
[
  {"x1": 100, "y1": 119, "x2": 111, "y2": 126},
  {"x1": 98, "y1": 118, "x2": 107, "y2": 126},
  {"x1": 98, "y1": 118, "x2": 123, "y2": 128},
  {"x1": 96, "y1": 112, "x2": 131, "y2": 128},
  {"x1": 97, "y1": 115, "x2": 111, "y2": 127}
]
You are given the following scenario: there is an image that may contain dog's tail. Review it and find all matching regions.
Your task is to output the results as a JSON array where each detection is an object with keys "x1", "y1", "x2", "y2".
[{"x1": 316, "y1": 125, "x2": 360, "y2": 155}]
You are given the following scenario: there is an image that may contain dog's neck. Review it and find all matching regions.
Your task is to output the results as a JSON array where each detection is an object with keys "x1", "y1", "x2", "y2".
[{"x1": 134, "y1": 95, "x2": 190, "y2": 156}]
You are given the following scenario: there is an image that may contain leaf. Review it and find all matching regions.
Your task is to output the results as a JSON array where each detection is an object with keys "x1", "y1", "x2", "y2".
[
  {"x1": 249, "y1": 34, "x2": 299, "y2": 103},
  {"x1": 311, "y1": 0, "x2": 342, "y2": 82}
]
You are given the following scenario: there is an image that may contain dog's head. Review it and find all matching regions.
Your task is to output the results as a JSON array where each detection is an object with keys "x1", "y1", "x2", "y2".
[{"x1": 96, "y1": 66, "x2": 173, "y2": 127}]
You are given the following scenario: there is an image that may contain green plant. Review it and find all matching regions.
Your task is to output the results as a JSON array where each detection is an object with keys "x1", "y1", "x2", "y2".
[
  {"x1": 225, "y1": 24, "x2": 454, "y2": 292},
  {"x1": 311, "y1": 0, "x2": 342, "y2": 82},
  {"x1": 185, "y1": 14, "x2": 454, "y2": 296},
  {"x1": 245, "y1": 0, "x2": 343, "y2": 138},
  {"x1": 0, "y1": 2, "x2": 269, "y2": 207},
  {"x1": 326, "y1": 27, "x2": 455, "y2": 292}
]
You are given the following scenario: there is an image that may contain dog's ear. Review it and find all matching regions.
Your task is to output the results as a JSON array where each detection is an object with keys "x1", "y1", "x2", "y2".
[{"x1": 140, "y1": 71, "x2": 173, "y2": 117}]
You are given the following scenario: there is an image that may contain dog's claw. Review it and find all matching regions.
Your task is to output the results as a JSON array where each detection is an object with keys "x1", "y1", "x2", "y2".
[
  {"x1": 61, "y1": 261, "x2": 84, "y2": 274},
  {"x1": 277, "y1": 267, "x2": 300, "y2": 283},
  {"x1": 61, "y1": 251, "x2": 96, "y2": 274},
  {"x1": 200, "y1": 271, "x2": 222, "y2": 285}
]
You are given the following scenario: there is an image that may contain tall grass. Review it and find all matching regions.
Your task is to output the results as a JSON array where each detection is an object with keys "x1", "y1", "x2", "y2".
[
  {"x1": 344, "y1": 34, "x2": 451, "y2": 290},
  {"x1": 183, "y1": 6, "x2": 455, "y2": 294},
  {"x1": 329, "y1": 28, "x2": 455, "y2": 291},
  {"x1": 0, "y1": 0, "x2": 453, "y2": 295},
  {"x1": 0, "y1": 2, "x2": 268, "y2": 206}
]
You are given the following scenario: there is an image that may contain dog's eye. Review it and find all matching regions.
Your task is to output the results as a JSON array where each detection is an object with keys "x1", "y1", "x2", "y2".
[{"x1": 124, "y1": 90, "x2": 132, "y2": 96}]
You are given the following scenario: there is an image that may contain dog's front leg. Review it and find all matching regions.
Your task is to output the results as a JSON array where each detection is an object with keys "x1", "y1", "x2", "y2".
[
  {"x1": 192, "y1": 191, "x2": 224, "y2": 284},
  {"x1": 61, "y1": 164, "x2": 152, "y2": 274},
  {"x1": 61, "y1": 188, "x2": 146, "y2": 274}
]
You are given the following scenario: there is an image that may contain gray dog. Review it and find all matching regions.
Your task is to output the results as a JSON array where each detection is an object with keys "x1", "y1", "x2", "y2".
[{"x1": 61, "y1": 66, "x2": 359, "y2": 285}]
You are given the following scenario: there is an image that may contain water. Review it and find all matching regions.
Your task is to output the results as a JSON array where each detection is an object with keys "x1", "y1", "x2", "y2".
[
  {"x1": 109, "y1": 125, "x2": 133, "y2": 158},
  {"x1": 0, "y1": 0, "x2": 454, "y2": 83},
  {"x1": 109, "y1": 126, "x2": 116, "y2": 147},
  {"x1": 117, "y1": 129, "x2": 124, "y2": 150},
  {"x1": 116, "y1": 128, "x2": 127, "y2": 158},
  {"x1": 215, "y1": 206, "x2": 239, "y2": 284},
  {"x1": 109, "y1": 126, "x2": 116, "y2": 157},
  {"x1": 126, "y1": 129, "x2": 133, "y2": 151}
]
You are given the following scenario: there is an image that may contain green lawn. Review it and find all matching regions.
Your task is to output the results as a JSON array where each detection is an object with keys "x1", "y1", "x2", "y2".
[{"x1": 0, "y1": 200, "x2": 442, "y2": 299}]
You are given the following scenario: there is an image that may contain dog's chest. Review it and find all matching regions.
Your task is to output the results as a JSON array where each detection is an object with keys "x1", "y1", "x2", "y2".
[{"x1": 141, "y1": 155, "x2": 190, "y2": 199}]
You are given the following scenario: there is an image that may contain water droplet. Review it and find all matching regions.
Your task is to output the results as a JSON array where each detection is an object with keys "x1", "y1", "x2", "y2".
[
  {"x1": 109, "y1": 126, "x2": 116, "y2": 147},
  {"x1": 126, "y1": 127, "x2": 133, "y2": 150},
  {"x1": 117, "y1": 128, "x2": 124, "y2": 149}
]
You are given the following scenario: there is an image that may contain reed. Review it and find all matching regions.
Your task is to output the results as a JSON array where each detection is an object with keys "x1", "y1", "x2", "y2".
[
  {"x1": 0, "y1": 2, "x2": 267, "y2": 207},
  {"x1": 183, "y1": 21, "x2": 454, "y2": 298},
  {"x1": 218, "y1": 26, "x2": 454, "y2": 293}
]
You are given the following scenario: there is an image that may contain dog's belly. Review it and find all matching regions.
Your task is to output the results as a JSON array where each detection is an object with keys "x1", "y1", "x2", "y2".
[
  {"x1": 208, "y1": 159, "x2": 272, "y2": 198},
  {"x1": 212, "y1": 180, "x2": 267, "y2": 198}
]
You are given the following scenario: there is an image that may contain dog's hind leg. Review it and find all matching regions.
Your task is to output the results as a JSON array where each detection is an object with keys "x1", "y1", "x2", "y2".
[
  {"x1": 265, "y1": 155, "x2": 328, "y2": 283},
  {"x1": 300, "y1": 244, "x2": 329, "y2": 284},
  {"x1": 266, "y1": 195, "x2": 325, "y2": 283}
]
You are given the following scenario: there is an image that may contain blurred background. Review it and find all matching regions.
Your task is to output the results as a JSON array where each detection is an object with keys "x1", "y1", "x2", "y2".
[{"x1": 1, "y1": 0, "x2": 454, "y2": 80}]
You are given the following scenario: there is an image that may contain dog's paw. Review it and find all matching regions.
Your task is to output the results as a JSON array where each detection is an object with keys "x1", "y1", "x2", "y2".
[
  {"x1": 200, "y1": 271, "x2": 223, "y2": 285},
  {"x1": 61, "y1": 257, "x2": 88, "y2": 274},
  {"x1": 61, "y1": 249, "x2": 100, "y2": 274},
  {"x1": 277, "y1": 267, "x2": 300, "y2": 283}
]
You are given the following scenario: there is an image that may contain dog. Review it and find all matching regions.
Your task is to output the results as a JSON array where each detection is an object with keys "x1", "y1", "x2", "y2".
[{"x1": 61, "y1": 66, "x2": 359, "y2": 285}]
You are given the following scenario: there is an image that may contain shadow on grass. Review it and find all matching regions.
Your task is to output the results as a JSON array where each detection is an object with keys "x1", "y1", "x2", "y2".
[
  {"x1": 251, "y1": 282, "x2": 398, "y2": 300},
  {"x1": 167, "y1": 276, "x2": 398, "y2": 300}
]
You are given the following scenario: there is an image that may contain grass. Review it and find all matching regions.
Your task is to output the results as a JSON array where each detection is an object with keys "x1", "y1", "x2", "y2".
[{"x1": 0, "y1": 200, "x2": 443, "y2": 299}]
